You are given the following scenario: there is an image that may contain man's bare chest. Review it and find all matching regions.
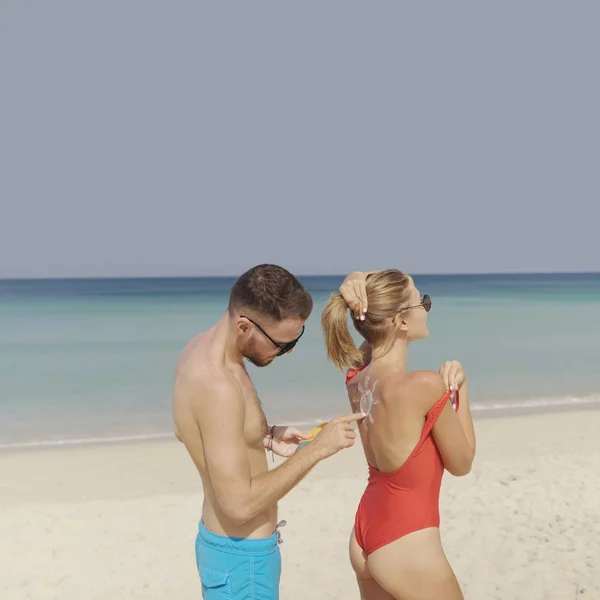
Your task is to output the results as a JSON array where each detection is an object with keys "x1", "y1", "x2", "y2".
[{"x1": 239, "y1": 380, "x2": 269, "y2": 446}]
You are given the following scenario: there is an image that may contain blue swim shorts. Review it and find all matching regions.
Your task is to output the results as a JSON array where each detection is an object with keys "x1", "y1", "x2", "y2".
[{"x1": 195, "y1": 520, "x2": 282, "y2": 600}]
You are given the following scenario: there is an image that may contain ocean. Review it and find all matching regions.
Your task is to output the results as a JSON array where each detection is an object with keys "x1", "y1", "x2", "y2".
[{"x1": 1, "y1": 273, "x2": 599, "y2": 450}]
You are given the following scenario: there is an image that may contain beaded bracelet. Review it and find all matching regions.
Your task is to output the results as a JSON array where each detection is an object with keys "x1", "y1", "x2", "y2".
[{"x1": 267, "y1": 425, "x2": 276, "y2": 461}]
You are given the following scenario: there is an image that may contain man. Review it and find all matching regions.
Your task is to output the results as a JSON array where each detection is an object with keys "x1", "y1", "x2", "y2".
[{"x1": 173, "y1": 264, "x2": 364, "y2": 600}]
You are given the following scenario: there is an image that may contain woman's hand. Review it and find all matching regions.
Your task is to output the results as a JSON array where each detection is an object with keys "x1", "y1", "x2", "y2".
[
  {"x1": 339, "y1": 272, "x2": 369, "y2": 320},
  {"x1": 439, "y1": 360, "x2": 467, "y2": 392}
]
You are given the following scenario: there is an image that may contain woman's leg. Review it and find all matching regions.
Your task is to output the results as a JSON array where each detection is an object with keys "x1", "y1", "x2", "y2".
[
  {"x1": 349, "y1": 528, "x2": 395, "y2": 600},
  {"x1": 366, "y1": 528, "x2": 464, "y2": 600}
]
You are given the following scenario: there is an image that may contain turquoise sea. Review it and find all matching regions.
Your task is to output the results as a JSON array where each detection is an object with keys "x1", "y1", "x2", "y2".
[{"x1": 1, "y1": 273, "x2": 599, "y2": 450}]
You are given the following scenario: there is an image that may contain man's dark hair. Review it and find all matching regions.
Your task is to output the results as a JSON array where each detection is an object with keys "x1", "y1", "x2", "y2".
[{"x1": 228, "y1": 264, "x2": 313, "y2": 321}]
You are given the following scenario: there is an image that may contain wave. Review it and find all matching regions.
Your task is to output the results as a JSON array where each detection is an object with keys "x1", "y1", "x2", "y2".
[
  {"x1": 2, "y1": 394, "x2": 600, "y2": 451},
  {"x1": 0, "y1": 432, "x2": 174, "y2": 451},
  {"x1": 470, "y1": 394, "x2": 600, "y2": 411}
]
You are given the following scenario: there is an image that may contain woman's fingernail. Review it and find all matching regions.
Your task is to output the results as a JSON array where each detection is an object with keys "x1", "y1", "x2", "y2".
[
  {"x1": 363, "y1": 308, "x2": 367, "y2": 313},
  {"x1": 360, "y1": 315, "x2": 365, "y2": 321}
]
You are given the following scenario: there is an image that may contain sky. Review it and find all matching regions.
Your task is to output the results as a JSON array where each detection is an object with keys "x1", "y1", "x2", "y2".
[{"x1": 1, "y1": 1, "x2": 599, "y2": 278}]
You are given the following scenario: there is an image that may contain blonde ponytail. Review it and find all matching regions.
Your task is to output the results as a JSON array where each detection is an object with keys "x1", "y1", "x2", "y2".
[{"x1": 321, "y1": 293, "x2": 363, "y2": 370}]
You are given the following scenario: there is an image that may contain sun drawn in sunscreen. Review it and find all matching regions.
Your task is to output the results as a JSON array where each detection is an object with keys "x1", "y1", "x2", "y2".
[{"x1": 351, "y1": 375, "x2": 380, "y2": 428}]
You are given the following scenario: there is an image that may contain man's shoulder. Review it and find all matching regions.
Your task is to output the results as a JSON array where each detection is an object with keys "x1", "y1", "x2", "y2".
[
  {"x1": 185, "y1": 368, "x2": 245, "y2": 435},
  {"x1": 181, "y1": 364, "x2": 242, "y2": 401},
  {"x1": 174, "y1": 333, "x2": 246, "y2": 422}
]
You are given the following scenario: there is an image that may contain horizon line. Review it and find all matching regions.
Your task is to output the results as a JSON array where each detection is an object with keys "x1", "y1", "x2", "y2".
[{"x1": 1, "y1": 269, "x2": 599, "y2": 282}]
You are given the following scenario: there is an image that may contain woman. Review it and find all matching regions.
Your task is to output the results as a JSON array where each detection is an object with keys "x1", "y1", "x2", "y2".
[{"x1": 321, "y1": 270, "x2": 476, "y2": 600}]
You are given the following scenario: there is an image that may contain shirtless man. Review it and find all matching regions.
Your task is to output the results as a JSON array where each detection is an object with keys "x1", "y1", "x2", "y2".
[{"x1": 173, "y1": 264, "x2": 365, "y2": 600}]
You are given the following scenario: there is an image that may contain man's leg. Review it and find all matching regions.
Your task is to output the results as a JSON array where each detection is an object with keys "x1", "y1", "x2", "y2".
[{"x1": 249, "y1": 544, "x2": 281, "y2": 600}]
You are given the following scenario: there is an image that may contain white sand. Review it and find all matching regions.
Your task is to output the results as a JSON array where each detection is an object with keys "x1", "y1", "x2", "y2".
[{"x1": 1, "y1": 410, "x2": 599, "y2": 599}]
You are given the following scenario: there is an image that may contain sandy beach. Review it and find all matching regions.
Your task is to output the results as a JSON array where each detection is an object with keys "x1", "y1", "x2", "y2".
[{"x1": 1, "y1": 409, "x2": 599, "y2": 600}]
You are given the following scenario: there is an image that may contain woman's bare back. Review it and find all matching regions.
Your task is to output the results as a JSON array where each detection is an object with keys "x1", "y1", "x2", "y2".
[{"x1": 346, "y1": 364, "x2": 464, "y2": 600}]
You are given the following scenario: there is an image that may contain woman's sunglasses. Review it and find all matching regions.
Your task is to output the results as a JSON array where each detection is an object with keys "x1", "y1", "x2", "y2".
[
  {"x1": 241, "y1": 315, "x2": 305, "y2": 356},
  {"x1": 405, "y1": 294, "x2": 431, "y2": 312}
]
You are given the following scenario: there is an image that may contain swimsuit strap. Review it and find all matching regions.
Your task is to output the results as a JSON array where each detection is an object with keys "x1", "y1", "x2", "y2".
[
  {"x1": 418, "y1": 389, "x2": 459, "y2": 445},
  {"x1": 346, "y1": 364, "x2": 367, "y2": 385}
]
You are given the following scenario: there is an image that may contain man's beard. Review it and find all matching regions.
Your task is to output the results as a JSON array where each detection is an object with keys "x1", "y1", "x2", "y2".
[
  {"x1": 245, "y1": 355, "x2": 273, "y2": 368},
  {"x1": 243, "y1": 337, "x2": 274, "y2": 368}
]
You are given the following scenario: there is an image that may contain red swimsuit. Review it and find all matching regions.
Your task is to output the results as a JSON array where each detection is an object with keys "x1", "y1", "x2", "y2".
[{"x1": 346, "y1": 368, "x2": 459, "y2": 556}]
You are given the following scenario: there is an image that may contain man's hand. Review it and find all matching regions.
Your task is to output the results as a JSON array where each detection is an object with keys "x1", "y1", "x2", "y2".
[
  {"x1": 266, "y1": 426, "x2": 310, "y2": 458},
  {"x1": 309, "y1": 413, "x2": 366, "y2": 459}
]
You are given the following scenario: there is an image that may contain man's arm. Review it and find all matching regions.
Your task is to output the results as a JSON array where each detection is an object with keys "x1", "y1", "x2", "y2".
[{"x1": 192, "y1": 377, "x2": 356, "y2": 525}]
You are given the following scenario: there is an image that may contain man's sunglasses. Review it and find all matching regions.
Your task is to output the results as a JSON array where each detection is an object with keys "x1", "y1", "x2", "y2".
[
  {"x1": 405, "y1": 294, "x2": 432, "y2": 312},
  {"x1": 241, "y1": 315, "x2": 305, "y2": 356}
]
